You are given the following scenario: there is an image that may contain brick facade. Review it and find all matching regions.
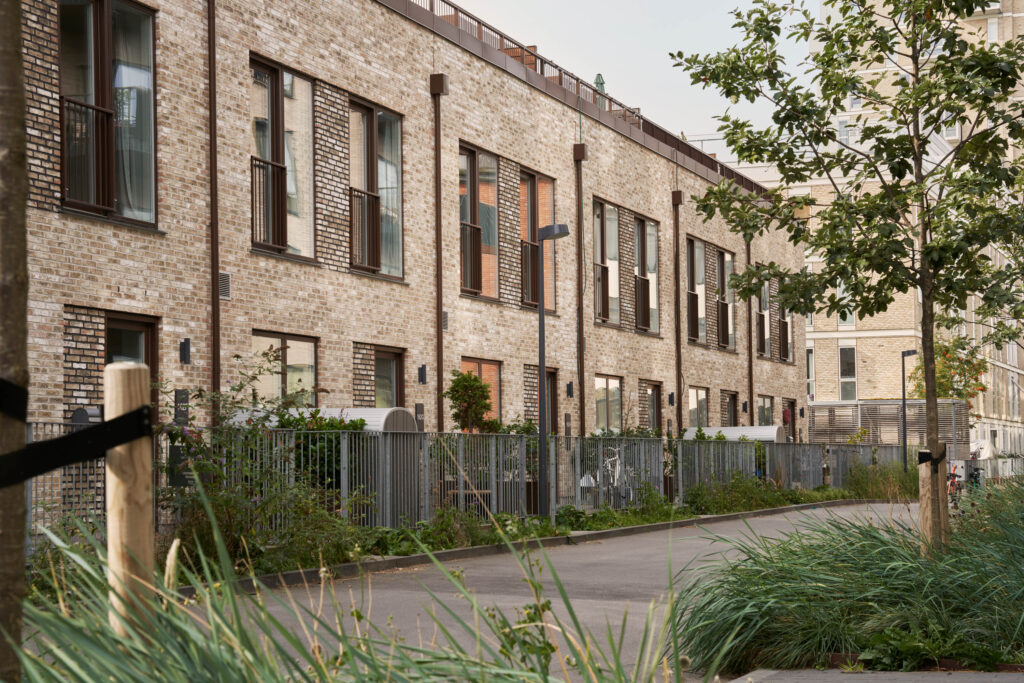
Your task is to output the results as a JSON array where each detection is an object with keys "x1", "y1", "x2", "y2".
[
  {"x1": 21, "y1": 0, "x2": 808, "y2": 442},
  {"x1": 523, "y1": 364, "x2": 539, "y2": 425},
  {"x1": 62, "y1": 306, "x2": 105, "y2": 421}
]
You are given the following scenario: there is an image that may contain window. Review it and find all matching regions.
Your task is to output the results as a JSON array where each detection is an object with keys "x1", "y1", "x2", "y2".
[
  {"x1": 634, "y1": 217, "x2": 659, "y2": 332},
  {"x1": 688, "y1": 387, "x2": 709, "y2": 428},
  {"x1": 250, "y1": 60, "x2": 314, "y2": 257},
  {"x1": 757, "y1": 396, "x2": 774, "y2": 426},
  {"x1": 643, "y1": 382, "x2": 662, "y2": 432},
  {"x1": 837, "y1": 119, "x2": 852, "y2": 145},
  {"x1": 459, "y1": 146, "x2": 498, "y2": 297},
  {"x1": 941, "y1": 114, "x2": 960, "y2": 141},
  {"x1": 593, "y1": 200, "x2": 620, "y2": 323},
  {"x1": 594, "y1": 375, "x2": 622, "y2": 432},
  {"x1": 723, "y1": 391, "x2": 738, "y2": 427},
  {"x1": 350, "y1": 99, "x2": 403, "y2": 276},
  {"x1": 779, "y1": 306, "x2": 792, "y2": 361},
  {"x1": 716, "y1": 249, "x2": 734, "y2": 347},
  {"x1": 757, "y1": 280, "x2": 770, "y2": 356},
  {"x1": 541, "y1": 369, "x2": 558, "y2": 434},
  {"x1": 252, "y1": 332, "x2": 317, "y2": 406},
  {"x1": 806, "y1": 347, "x2": 815, "y2": 400},
  {"x1": 105, "y1": 313, "x2": 157, "y2": 410},
  {"x1": 686, "y1": 238, "x2": 706, "y2": 343},
  {"x1": 839, "y1": 345, "x2": 857, "y2": 401},
  {"x1": 374, "y1": 348, "x2": 404, "y2": 408},
  {"x1": 837, "y1": 281, "x2": 854, "y2": 327},
  {"x1": 849, "y1": 94, "x2": 862, "y2": 110},
  {"x1": 988, "y1": 17, "x2": 999, "y2": 45},
  {"x1": 520, "y1": 170, "x2": 556, "y2": 309},
  {"x1": 461, "y1": 358, "x2": 501, "y2": 425},
  {"x1": 60, "y1": 0, "x2": 155, "y2": 224}
]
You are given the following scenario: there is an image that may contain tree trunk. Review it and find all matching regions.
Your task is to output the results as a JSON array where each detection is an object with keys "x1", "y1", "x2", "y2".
[
  {"x1": 0, "y1": 0, "x2": 28, "y2": 678},
  {"x1": 919, "y1": 273, "x2": 949, "y2": 549}
]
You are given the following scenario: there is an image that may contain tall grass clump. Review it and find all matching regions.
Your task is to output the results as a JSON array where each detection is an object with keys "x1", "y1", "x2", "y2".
[
  {"x1": 18, "y1": 488, "x2": 690, "y2": 682},
  {"x1": 845, "y1": 462, "x2": 918, "y2": 501},
  {"x1": 670, "y1": 481, "x2": 1024, "y2": 674}
]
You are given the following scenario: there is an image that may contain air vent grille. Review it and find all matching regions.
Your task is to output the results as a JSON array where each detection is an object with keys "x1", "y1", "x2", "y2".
[{"x1": 219, "y1": 272, "x2": 231, "y2": 300}]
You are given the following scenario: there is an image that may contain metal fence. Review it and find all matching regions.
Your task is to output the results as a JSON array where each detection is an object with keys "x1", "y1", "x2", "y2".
[{"x1": 23, "y1": 424, "x2": 1024, "y2": 537}]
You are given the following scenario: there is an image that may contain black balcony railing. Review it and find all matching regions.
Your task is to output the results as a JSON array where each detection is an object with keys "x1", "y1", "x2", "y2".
[
  {"x1": 595, "y1": 263, "x2": 609, "y2": 321},
  {"x1": 62, "y1": 97, "x2": 114, "y2": 211},
  {"x1": 461, "y1": 222, "x2": 482, "y2": 293},
  {"x1": 686, "y1": 291, "x2": 699, "y2": 340},
  {"x1": 717, "y1": 300, "x2": 730, "y2": 347},
  {"x1": 780, "y1": 319, "x2": 790, "y2": 361},
  {"x1": 757, "y1": 311, "x2": 767, "y2": 356},
  {"x1": 350, "y1": 187, "x2": 381, "y2": 271},
  {"x1": 251, "y1": 156, "x2": 286, "y2": 248}
]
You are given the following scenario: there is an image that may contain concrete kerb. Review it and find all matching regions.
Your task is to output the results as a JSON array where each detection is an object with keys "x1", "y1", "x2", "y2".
[{"x1": 177, "y1": 498, "x2": 895, "y2": 598}]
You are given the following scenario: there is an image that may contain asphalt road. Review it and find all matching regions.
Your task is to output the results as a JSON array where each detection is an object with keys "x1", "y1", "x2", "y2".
[{"x1": 264, "y1": 501, "x2": 921, "y2": 676}]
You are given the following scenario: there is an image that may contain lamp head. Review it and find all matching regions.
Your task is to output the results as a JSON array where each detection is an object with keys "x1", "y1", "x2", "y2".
[
  {"x1": 902, "y1": 349, "x2": 918, "y2": 358},
  {"x1": 539, "y1": 223, "x2": 570, "y2": 241}
]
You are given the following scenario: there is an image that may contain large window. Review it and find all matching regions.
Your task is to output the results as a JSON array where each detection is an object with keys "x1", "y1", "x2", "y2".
[
  {"x1": 105, "y1": 313, "x2": 157, "y2": 410},
  {"x1": 375, "y1": 348, "x2": 404, "y2": 408},
  {"x1": 60, "y1": 0, "x2": 155, "y2": 224},
  {"x1": 634, "y1": 217, "x2": 659, "y2": 332},
  {"x1": 461, "y1": 358, "x2": 501, "y2": 425},
  {"x1": 686, "y1": 239, "x2": 706, "y2": 342},
  {"x1": 250, "y1": 60, "x2": 314, "y2": 257},
  {"x1": 839, "y1": 345, "x2": 857, "y2": 401},
  {"x1": 593, "y1": 200, "x2": 620, "y2": 323},
  {"x1": 757, "y1": 280, "x2": 771, "y2": 356},
  {"x1": 723, "y1": 391, "x2": 738, "y2": 427},
  {"x1": 594, "y1": 375, "x2": 622, "y2": 433},
  {"x1": 779, "y1": 306, "x2": 793, "y2": 361},
  {"x1": 459, "y1": 146, "x2": 498, "y2": 297},
  {"x1": 520, "y1": 170, "x2": 556, "y2": 309},
  {"x1": 837, "y1": 281, "x2": 854, "y2": 327},
  {"x1": 350, "y1": 100, "x2": 403, "y2": 276},
  {"x1": 757, "y1": 395, "x2": 774, "y2": 426},
  {"x1": 806, "y1": 347, "x2": 815, "y2": 400},
  {"x1": 688, "y1": 387, "x2": 709, "y2": 428},
  {"x1": 643, "y1": 382, "x2": 662, "y2": 432},
  {"x1": 716, "y1": 249, "x2": 735, "y2": 347},
  {"x1": 252, "y1": 332, "x2": 317, "y2": 406}
]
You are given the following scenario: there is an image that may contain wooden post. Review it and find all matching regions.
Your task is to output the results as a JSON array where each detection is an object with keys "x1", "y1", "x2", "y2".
[
  {"x1": 918, "y1": 445, "x2": 946, "y2": 553},
  {"x1": 104, "y1": 362, "x2": 154, "y2": 635}
]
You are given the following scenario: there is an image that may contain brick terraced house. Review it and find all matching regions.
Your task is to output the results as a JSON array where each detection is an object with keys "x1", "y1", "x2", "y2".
[{"x1": 21, "y1": 0, "x2": 807, "y2": 438}]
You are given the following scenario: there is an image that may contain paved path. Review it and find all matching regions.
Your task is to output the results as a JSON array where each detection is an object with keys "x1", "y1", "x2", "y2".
[
  {"x1": 739, "y1": 670, "x2": 1024, "y2": 681},
  {"x1": 266, "y1": 501, "x2": 938, "y2": 677}
]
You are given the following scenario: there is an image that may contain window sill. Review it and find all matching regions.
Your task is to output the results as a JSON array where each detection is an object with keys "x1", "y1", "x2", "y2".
[
  {"x1": 460, "y1": 292, "x2": 503, "y2": 305},
  {"x1": 635, "y1": 329, "x2": 663, "y2": 339},
  {"x1": 593, "y1": 320, "x2": 624, "y2": 331},
  {"x1": 520, "y1": 302, "x2": 557, "y2": 316},
  {"x1": 59, "y1": 206, "x2": 165, "y2": 236},
  {"x1": 250, "y1": 247, "x2": 322, "y2": 267},
  {"x1": 348, "y1": 267, "x2": 409, "y2": 285},
  {"x1": 688, "y1": 340, "x2": 738, "y2": 355}
]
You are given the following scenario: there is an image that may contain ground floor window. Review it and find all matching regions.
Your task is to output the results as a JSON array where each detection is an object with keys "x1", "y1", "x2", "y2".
[
  {"x1": 375, "y1": 347, "x2": 404, "y2": 408},
  {"x1": 595, "y1": 375, "x2": 622, "y2": 433},
  {"x1": 688, "y1": 386, "x2": 708, "y2": 428},
  {"x1": 461, "y1": 357, "x2": 501, "y2": 424},
  {"x1": 757, "y1": 395, "x2": 774, "y2": 426},
  {"x1": 252, "y1": 331, "x2": 317, "y2": 406}
]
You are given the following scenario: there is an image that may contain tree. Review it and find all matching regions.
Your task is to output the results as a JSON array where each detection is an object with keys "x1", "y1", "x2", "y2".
[
  {"x1": 909, "y1": 336, "x2": 988, "y2": 410},
  {"x1": 442, "y1": 370, "x2": 492, "y2": 433},
  {"x1": 0, "y1": 0, "x2": 27, "y2": 676},
  {"x1": 676, "y1": 0, "x2": 1024, "y2": 546}
]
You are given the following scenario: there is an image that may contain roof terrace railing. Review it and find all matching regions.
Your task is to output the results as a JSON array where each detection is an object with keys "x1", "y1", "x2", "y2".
[{"x1": 407, "y1": 0, "x2": 764, "y2": 195}]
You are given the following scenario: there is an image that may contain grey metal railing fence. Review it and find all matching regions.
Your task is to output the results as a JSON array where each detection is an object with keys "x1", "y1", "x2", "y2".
[{"x1": 24, "y1": 424, "x2": 1024, "y2": 537}]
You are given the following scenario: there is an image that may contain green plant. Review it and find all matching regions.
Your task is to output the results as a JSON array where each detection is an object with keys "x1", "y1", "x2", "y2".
[
  {"x1": 845, "y1": 462, "x2": 918, "y2": 501},
  {"x1": 441, "y1": 370, "x2": 492, "y2": 433},
  {"x1": 670, "y1": 480, "x2": 1024, "y2": 674}
]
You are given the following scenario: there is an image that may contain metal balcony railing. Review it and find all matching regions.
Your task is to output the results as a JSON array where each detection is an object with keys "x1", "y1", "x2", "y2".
[
  {"x1": 461, "y1": 222, "x2": 482, "y2": 293},
  {"x1": 251, "y1": 156, "x2": 286, "y2": 248},
  {"x1": 350, "y1": 187, "x2": 381, "y2": 271},
  {"x1": 61, "y1": 97, "x2": 114, "y2": 211}
]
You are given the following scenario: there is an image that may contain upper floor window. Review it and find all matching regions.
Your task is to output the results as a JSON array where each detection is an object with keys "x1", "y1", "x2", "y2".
[
  {"x1": 686, "y1": 238, "x2": 706, "y2": 343},
  {"x1": 806, "y1": 347, "x2": 815, "y2": 400},
  {"x1": 350, "y1": 99, "x2": 403, "y2": 276},
  {"x1": 839, "y1": 345, "x2": 857, "y2": 401},
  {"x1": 593, "y1": 200, "x2": 620, "y2": 324},
  {"x1": 757, "y1": 280, "x2": 771, "y2": 356},
  {"x1": 634, "y1": 217, "x2": 659, "y2": 332},
  {"x1": 716, "y1": 249, "x2": 734, "y2": 347},
  {"x1": 251, "y1": 332, "x2": 317, "y2": 407},
  {"x1": 594, "y1": 374, "x2": 622, "y2": 433},
  {"x1": 779, "y1": 306, "x2": 793, "y2": 361},
  {"x1": 250, "y1": 60, "x2": 314, "y2": 258},
  {"x1": 520, "y1": 170, "x2": 556, "y2": 310},
  {"x1": 60, "y1": 0, "x2": 155, "y2": 224},
  {"x1": 459, "y1": 146, "x2": 498, "y2": 297}
]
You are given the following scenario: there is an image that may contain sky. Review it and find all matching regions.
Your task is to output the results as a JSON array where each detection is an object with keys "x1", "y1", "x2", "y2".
[{"x1": 451, "y1": 0, "x2": 816, "y2": 160}]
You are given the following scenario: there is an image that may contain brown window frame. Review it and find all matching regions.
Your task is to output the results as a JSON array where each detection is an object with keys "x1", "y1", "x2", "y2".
[
  {"x1": 459, "y1": 145, "x2": 498, "y2": 298},
  {"x1": 539, "y1": 367, "x2": 558, "y2": 434},
  {"x1": 374, "y1": 346, "x2": 405, "y2": 408},
  {"x1": 757, "y1": 395, "x2": 774, "y2": 426},
  {"x1": 634, "y1": 216, "x2": 655, "y2": 332},
  {"x1": 688, "y1": 386, "x2": 709, "y2": 429},
  {"x1": 519, "y1": 168, "x2": 556, "y2": 311},
  {"x1": 252, "y1": 330, "x2": 319, "y2": 406},
  {"x1": 105, "y1": 311, "x2": 159, "y2": 416},
  {"x1": 594, "y1": 374, "x2": 623, "y2": 433},
  {"x1": 643, "y1": 381, "x2": 662, "y2": 433},
  {"x1": 59, "y1": 0, "x2": 157, "y2": 227},
  {"x1": 593, "y1": 199, "x2": 618, "y2": 323},
  {"x1": 779, "y1": 305, "x2": 791, "y2": 362},
  {"x1": 461, "y1": 357, "x2": 502, "y2": 424},
  {"x1": 349, "y1": 97, "x2": 403, "y2": 278},
  {"x1": 722, "y1": 391, "x2": 738, "y2": 427},
  {"x1": 686, "y1": 238, "x2": 699, "y2": 341},
  {"x1": 715, "y1": 250, "x2": 731, "y2": 347}
]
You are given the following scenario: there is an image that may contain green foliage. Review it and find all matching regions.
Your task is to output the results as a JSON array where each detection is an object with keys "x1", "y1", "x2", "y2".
[
  {"x1": 845, "y1": 462, "x2": 919, "y2": 500},
  {"x1": 674, "y1": 0, "x2": 1024, "y2": 457},
  {"x1": 681, "y1": 472, "x2": 854, "y2": 516},
  {"x1": 670, "y1": 480, "x2": 1024, "y2": 674},
  {"x1": 692, "y1": 426, "x2": 709, "y2": 441},
  {"x1": 442, "y1": 370, "x2": 492, "y2": 433},
  {"x1": 910, "y1": 336, "x2": 988, "y2": 408}
]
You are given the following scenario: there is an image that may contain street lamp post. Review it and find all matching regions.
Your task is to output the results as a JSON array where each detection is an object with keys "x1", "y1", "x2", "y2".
[
  {"x1": 902, "y1": 349, "x2": 918, "y2": 473},
  {"x1": 538, "y1": 223, "x2": 569, "y2": 519}
]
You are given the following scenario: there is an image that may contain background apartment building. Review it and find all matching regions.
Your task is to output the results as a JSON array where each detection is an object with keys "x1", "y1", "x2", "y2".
[
  {"x1": 743, "y1": 0, "x2": 1024, "y2": 454},
  {"x1": 21, "y1": 0, "x2": 806, "y2": 438}
]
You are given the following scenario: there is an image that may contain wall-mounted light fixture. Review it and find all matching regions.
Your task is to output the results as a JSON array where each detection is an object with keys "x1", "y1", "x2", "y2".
[
  {"x1": 668, "y1": 392, "x2": 675, "y2": 406},
  {"x1": 418, "y1": 365, "x2": 427, "y2": 384},
  {"x1": 742, "y1": 401, "x2": 748, "y2": 414},
  {"x1": 566, "y1": 382, "x2": 574, "y2": 398}
]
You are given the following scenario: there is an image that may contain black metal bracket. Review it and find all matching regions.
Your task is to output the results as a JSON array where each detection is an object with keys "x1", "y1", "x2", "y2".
[
  {"x1": 0, "y1": 406, "x2": 152, "y2": 489},
  {"x1": 918, "y1": 448, "x2": 947, "y2": 474},
  {"x1": 0, "y1": 378, "x2": 28, "y2": 423}
]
